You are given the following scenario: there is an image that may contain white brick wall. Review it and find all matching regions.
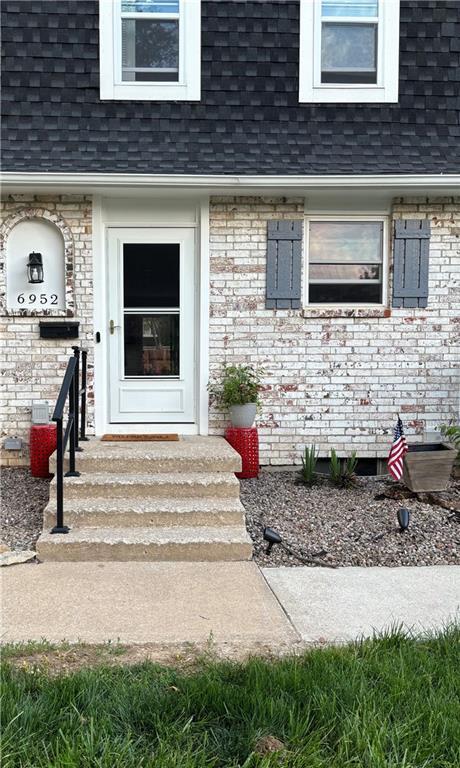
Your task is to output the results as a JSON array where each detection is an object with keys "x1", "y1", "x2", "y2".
[
  {"x1": 0, "y1": 195, "x2": 94, "y2": 466},
  {"x1": 208, "y1": 196, "x2": 460, "y2": 465},
  {"x1": 1, "y1": 193, "x2": 458, "y2": 468}
]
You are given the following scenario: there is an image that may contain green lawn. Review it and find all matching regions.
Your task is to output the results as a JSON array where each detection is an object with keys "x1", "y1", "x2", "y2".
[{"x1": 2, "y1": 627, "x2": 459, "y2": 768}]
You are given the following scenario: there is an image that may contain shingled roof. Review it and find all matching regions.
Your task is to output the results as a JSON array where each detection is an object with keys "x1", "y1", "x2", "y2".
[{"x1": 1, "y1": 0, "x2": 459, "y2": 175}]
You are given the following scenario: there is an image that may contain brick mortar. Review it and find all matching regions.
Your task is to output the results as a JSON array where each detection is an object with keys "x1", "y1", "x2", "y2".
[
  {"x1": 1, "y1": 195, "x2": 94, "y2": 466},
  {"x1": 208, "y1": 196, "x2": 460, "y2": 465}
]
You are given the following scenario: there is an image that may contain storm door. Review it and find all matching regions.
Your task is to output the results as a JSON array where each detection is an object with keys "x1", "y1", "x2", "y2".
[{"x1": 107, "y1": 228, "x2": 195, "y2": 423}]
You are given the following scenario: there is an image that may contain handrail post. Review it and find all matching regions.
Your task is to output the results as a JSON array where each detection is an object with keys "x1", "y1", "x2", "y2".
[
  {"x1": 50, "y1": 416, "x2": 69, "y2": 534},
  {"x1": 71, "y1": 346, "x2": 82, "y2": 451},
  {"x1": 65, "y1": 365, "x2": 80, "y2": 478},
  {"x1": 80, "y1": 349, "x2": 89, "y2": 441}
]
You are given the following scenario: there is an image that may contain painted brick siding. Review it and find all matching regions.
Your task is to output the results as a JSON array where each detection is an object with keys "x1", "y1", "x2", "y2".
[
  {"x1": 0, "y1": 195, "x2": 94, "y2": 466},
  {"x1": 208, "y1": 196, "x2": 460, "y2": 465}
]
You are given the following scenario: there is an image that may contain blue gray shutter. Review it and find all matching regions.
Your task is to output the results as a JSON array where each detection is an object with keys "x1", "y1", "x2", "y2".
[
  {"x1": 392, "y1": 220, "x2": 430, "y2": 308},
  {"x1": 266, "y1": 220, "x2": 302, "y2": 309}
]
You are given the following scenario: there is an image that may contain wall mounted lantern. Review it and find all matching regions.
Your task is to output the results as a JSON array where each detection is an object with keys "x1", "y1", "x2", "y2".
[{"x1": 27, "y1": 252, "x2": 44, "y2": 284}]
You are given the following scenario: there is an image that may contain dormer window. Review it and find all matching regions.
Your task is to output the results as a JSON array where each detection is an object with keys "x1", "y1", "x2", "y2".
[
  {"x1": 299, "y1": 0, "x2": 399, "y2": 103},
  {"x1": 99, "y1": 0, "x2": 201, "y2": 101},
  {"x1": 121, "y1": 1, "x2": 180, "y2": 83},
  {"x1": 320, "y1": 0, "x2": 378, "y2": 84}
]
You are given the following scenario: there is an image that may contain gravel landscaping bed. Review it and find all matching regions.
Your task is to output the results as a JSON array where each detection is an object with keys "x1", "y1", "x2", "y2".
[
  {"x1": 241, "y1": 471, "x2": 460, "y2": 568},
  {"x1": 1, "y1": 469, "x2": 50, "y2": 551}
]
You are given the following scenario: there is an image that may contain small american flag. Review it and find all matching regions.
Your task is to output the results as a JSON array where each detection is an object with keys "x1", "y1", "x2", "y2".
[{"x1": 388, "y1": 416, "x2": 408, "y2": 481}]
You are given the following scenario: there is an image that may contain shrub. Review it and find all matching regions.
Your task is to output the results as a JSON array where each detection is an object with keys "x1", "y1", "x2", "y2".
[
  {"x1": 208, "y1": 364, "x2": 263, "y2": 410},
  {"x1": 299, "y1": 445, "x2": 318, "y2": 486},
  {"x1": 343, "y1": 450, "x2": 358, "y2": 487},
  {"x1": 329, "y1": 449, "x2": 358, "y2": 488},
  {"x1": 330, "y1": 448, "x2": 342, "y2": 486}
]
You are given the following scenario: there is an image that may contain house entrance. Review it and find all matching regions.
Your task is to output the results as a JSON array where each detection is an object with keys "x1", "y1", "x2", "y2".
[{"x1": 107, "y1": 227, "x2": 196, "y2": 423}]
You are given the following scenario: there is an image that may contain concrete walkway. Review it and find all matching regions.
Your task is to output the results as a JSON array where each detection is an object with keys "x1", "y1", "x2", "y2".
[
  {"x1": 263, "y1": 565, "x2": 460, "y2": 643},
  {"x1": 2, "y1": 562, "x2": 459, "y2": 648},
  {"x1": 1, "y1": 561, "x2": 298, "y2": 647}
]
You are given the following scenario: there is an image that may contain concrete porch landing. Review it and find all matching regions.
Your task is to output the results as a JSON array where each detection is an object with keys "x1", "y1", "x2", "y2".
[
  {"x1": 50, "y1": 435, "x2": 242, "y2": 474},
  {"x1": 37, "y1": 436, "x2": 253, "y2": 562}
]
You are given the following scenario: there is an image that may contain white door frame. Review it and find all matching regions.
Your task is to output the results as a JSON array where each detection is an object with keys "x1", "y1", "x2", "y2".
[
  {"x1": 107, "y1": 227, "x2": 196, "y2": 424},
  {"x1": 92, "y1": 195, "x2": 210, "y2": 436}
]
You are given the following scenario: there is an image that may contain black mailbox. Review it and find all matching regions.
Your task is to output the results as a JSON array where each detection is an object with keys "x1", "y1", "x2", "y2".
[{"x1": 39, "y1": 322, "x2": 80, "y2": 339}]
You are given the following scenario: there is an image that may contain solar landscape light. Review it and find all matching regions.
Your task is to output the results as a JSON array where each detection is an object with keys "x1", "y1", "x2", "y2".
[
  {"x1": 263, "y1": 526, "x2": 282, "y2": 555},
  {"x1": 397, "y1": 507, "x2": 410, "y2": 531}
]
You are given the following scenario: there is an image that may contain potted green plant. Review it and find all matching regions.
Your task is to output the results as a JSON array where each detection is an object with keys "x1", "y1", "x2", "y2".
[{"x1": 208, "y1": 364, "x2": 263, "y2": 427}]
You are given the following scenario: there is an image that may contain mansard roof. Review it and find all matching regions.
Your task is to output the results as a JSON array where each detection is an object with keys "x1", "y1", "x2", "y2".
[{"x1": 1, "y1": 1, "x2": 459, "y2": 175}]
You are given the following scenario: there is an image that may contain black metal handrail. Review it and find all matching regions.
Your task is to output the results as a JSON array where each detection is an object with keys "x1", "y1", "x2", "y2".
[{"x1": 51, "y1": 347, "x2": 88, "y2": 534}]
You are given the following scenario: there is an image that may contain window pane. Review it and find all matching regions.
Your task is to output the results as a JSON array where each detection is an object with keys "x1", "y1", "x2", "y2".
[
  {"x1": 122, "y1": 1, "x2": 179, "y2": 12},
  {"x1": 322, "y1": 0, "x2": 378, "y2": 17},
  {"x1": 309, "y1": 284, "x2": 382, "y2": 303},
  {"x1": 122, "y1": 19, "x2": 179, "y2": 81},
  {"x1": 321, "y1": 23, "x2": 377, "y2": 83},
  {"x1": 123, "y1": 244, "x2": 180, "y2": 308},
  {"x1": 309, "y1": 222, "x2": 383, "y2": 263},
  {"x1": 124, "y1": 314, "x2": 179, "y2": 376},
  {"x1": 309, "y1": 264, "x2": 381, "y2": 280}
]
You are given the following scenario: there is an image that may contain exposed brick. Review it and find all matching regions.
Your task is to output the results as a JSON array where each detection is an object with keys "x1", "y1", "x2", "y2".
[
  {"x1": 208, "y1": 196, "x2": 459, "y2": 465},
  {"x1": 1, "y1": 195, "x2": 94, "y2": 466}
]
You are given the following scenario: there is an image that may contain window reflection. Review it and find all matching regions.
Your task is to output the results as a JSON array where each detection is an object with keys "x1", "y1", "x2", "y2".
[
  {"x1": 308, "y1": 220, "x2": 384, "y2": 304},
  {"x1": 309, "y1": 264, "x2": 380, "y2": 280},
  {"x1": 124, "y1": 314, "x2": 179, "y2": 376},
  {"x1": 122, "y1": 20, "x2": 179, "y2": 82}
]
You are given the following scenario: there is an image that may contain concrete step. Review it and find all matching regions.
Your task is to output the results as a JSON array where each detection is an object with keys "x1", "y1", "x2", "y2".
[
  {"x1": 49, "y1": 472, "x2": 241, "y2": 501},
  {"x1": 36, "y1": 526, "x2": 253, "y2": 562},
  {"x1": 43, "y1": 497, "x2": 246, "y2": 529},
  {"x1": 50, "y1": 436, "x2": 241, "y2": 475}
]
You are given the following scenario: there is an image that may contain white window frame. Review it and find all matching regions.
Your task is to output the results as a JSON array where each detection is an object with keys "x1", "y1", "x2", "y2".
[
  {"x1": 299, "y1": 0, "x2": 399, "y2": 103},
  {"x1": 99, "y1": 0, "x2": 201, "y2": 101},
  {"x1": 304, "y1": 215, "x2": 389, "y2": 307}
]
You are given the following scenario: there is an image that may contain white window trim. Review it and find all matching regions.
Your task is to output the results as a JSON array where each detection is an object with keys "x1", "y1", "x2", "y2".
[
  {"x1": 304, "y1": 214, "x2": 389, "y2": 307},
  {"x1": 299, "y1": 0, "x2": 399, "y2": 103},
  {"x1": 99, "y1": 0, "x2": 201, "y2": 101}
]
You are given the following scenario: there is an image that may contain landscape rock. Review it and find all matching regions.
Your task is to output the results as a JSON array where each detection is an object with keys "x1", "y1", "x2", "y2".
[
  {"x1": 0, "y1": 549, "x2": 36, "y2": 567},
  {"x1": 241, "y1": 471, "x2": 460, "y2": 568}
]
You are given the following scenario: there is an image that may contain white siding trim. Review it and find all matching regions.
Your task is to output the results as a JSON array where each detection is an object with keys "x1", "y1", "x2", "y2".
[
  {"x1": 3, "y1": 173, "x2": 459, "y2": 190},
  {"x1": 92, "y1": 195, "x2": 108, "y2": 436},
  {"x1": 198, "y1": 197, "x2": 210, "y2": 435},
  {"x1": 92, "y1": 196, "x2": 207, "y2": 434}
]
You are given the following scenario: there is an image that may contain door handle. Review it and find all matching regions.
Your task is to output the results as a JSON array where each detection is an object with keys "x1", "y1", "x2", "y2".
[{"x1": 109, "y1": 320, "x2": 120, "y2": 335}]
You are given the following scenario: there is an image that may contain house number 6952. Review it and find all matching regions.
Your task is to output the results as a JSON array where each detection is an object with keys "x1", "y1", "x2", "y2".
[{"x1": 17, "y1": 293, "x2": 59, "y2": 305}]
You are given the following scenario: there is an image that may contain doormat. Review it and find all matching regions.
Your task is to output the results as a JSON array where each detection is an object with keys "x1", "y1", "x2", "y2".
[{"x1": 101, "y1": 434, "x2": 180, "y2": 442}]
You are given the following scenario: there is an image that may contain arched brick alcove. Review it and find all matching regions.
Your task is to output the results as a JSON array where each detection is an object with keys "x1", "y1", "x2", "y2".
[{"x1": 0, "y1": 207, "x2": 75, "y2": 317}]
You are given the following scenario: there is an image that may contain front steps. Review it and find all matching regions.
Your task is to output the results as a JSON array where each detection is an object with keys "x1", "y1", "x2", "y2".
[
  {"x1": 47, "y1": 472, "x2": 241, "y2": 500},
  {"x1": 43, "y1": 497, "x2": 245, "y2": 529},
  {"x1": 36, "y1": 526, "x2": 252, "y2": 562},
  {"x1": 37, "y1": 436, "x2": 252, "y2": 562}
]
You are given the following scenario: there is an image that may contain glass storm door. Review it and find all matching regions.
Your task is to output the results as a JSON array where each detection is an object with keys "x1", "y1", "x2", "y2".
[{"x1": 107, "y1": 228, "x2": 195, "y2": 423}]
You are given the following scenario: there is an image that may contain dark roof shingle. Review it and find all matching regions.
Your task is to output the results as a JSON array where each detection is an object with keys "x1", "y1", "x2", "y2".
[{"x1": 1, "y1": 0, "x2": 459, "y2": 174}]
